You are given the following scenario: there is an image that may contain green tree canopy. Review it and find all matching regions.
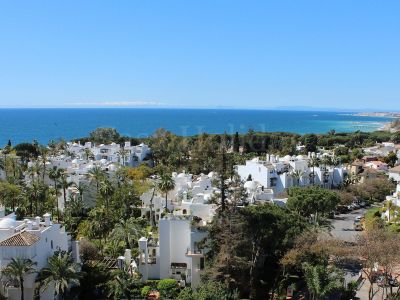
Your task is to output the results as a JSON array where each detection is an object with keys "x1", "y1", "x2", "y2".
[{"x1": 287, "y1": 187, "x2": 340, "y2": 219}]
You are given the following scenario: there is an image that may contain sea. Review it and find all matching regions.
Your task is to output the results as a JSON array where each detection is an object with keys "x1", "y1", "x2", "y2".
[{"x1": 0, "y1": 108, "x2": 391, "y2": 146}]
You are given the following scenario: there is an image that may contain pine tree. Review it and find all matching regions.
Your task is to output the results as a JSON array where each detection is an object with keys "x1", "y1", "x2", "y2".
[{"x1": 233, "y1": 132, "x2": 240, "y2": 153}]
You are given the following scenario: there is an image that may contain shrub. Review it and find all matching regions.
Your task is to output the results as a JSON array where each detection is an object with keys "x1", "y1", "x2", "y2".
[
  {"x1": 141, "y1": 285, "x2": 151, "y2": 297},
  {"x1": 157, "y1": 278, "x2": 179, "y2": 299},
  {"x1": 79, "y1": 239, "x2": 99, "y2": 262}
]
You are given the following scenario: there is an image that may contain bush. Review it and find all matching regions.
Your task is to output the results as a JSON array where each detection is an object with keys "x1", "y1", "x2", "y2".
[
  {"x1": 157, "y1": 279, "x2": 179, "y2": 299},
  {"x1": 79, "y1": 239, "x2": 99, "y2": 262},
  {"x1": 141, "y1": 285, "x2": 151, "y2": 297}
]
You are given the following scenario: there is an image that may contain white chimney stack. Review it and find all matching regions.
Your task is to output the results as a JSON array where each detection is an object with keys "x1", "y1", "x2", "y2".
[
  {"x1": 35, "y1": 216, "x2": 41, "y2": 226},
  {"x1": 43, "y1": 213, "x2": 51, "y2": 227},
  {"x1": 124, "y1": 249, "x2": 132, "y2": 267},
  {"x1": 27, "y1": 221, "x2": 33, "y2": 230}
]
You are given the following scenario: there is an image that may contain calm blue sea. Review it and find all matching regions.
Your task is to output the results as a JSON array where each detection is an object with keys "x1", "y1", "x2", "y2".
[{"x1": 0, "y1": 109, "x2": 391, "y2": 145}]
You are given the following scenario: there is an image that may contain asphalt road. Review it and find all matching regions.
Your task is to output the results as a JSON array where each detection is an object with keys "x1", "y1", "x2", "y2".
[{"x1": 330, "y1": 208, "x2": 367, "y2": 242}]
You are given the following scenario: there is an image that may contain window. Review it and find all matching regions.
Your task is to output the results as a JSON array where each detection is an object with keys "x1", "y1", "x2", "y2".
[
  {"x1": 182, "y1": 209, "x2": 187, "y2": 215},
  {"x1": 51, "y1": 240, "x2": 53, "y2": 249},
  {"x1": 200, "y1": 258, "x2": 205, "y2": 270}
]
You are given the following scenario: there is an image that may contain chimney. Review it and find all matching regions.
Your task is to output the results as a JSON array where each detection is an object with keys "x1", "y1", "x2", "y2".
[
  {"x1": 27, "y1": 221, "x2": 33, "y2": 230},
  {"x1": 117, "y1": 256, "x2": 126, "y2": 270},
  {"x1": 124, "y1": 249, "x2": 132, "y2": 266},
  {"x1": 139, "y1": 237, "x2": 148, "y2": 251},
  {"x1": 74, "y1": 240, "x2": 81, "y2": 264},
  {"x1": 43, "y1": 213, "x2": 51, "y2": 227},
  {"x1": 35, "y1": 216, "x2": 41, "y2": 226}
]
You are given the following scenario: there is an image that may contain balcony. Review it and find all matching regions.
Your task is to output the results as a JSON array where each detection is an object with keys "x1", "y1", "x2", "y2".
[{"x1": 185, "y1": 248, "x2": 204, "y2": 257}]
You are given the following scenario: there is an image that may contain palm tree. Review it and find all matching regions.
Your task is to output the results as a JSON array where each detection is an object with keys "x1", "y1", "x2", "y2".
[
  {"x1": 157, "y1": 172, "x2": 175, "y2": 210},
  {"x1": 86, "y1": 166, "x2": 105, "y2": 195},
  {"x1": 291, "y1": 170, "x2": 304, "y2": 186},
  {"x1": 37, "y1": 251, "x2": 81, "y2": 300},
  {"x1": 25, "y1": 181, "x2": 45, "y2": 216},
  {"x1": 117, "y1": 147, "x2": 129, "y2": 166},
  {"x1": 308, "y1": 157, "x2": 319, "y2": 186},
  {"x1": 303, "y1": 263, "x2": 343, "y2": 300},
  {"x1": 48, "y1": 167, "x2": 63, "y2": 190},
  {"x1": 83, "y1": 148, "x2": 93, "y2": 161},
  {"x1": 110, "y1": 217, "x2": 146, "y2": 249},
  {"x1": 148, "y1": 184, "x2": 156, "y2": 228},
  {"x1": 75, "y1": 182, "x2": 86, "y2": 204},
  {"x1": 99, "y1": 179, "x2": 114, "y2": 211},
  {"x1": 59, "y1": 174, "x2": 75, "y2": 210},
  {"x1": 1, "y1": 144, "x2": 11, "y2": 178},
  {"x1": 2, "y1": 258, "x2": 37, "y2": 300},
  {"x1": 107, "y1": 269, "x2": 141, "y2": 300},
  {"x1": 386, "y1": 200, "x2": 394, "y2": 223},
  {"x1": 39, "y1": 147, "x2": 49, "y2": 182},
  {"x1": 26, "y1": 164, "x2": 39, "y2": 185}
]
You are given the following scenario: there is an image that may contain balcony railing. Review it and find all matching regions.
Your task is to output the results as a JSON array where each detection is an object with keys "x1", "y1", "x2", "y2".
[{"x1": 186, "y1": 248, "x2": 204, "y2": 257}]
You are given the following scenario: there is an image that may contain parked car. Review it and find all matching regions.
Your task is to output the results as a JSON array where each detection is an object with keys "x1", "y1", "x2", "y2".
[
  {"x1": 353, "y1": 222, "x2": 363, "y2": 231},
  {"x1": 336, "y1": 205, "x2": 349, "y2": 214}
]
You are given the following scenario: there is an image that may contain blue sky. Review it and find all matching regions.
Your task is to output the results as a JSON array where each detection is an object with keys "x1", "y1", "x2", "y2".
[{"x1": 0, "y1": 1, "x2": 399, "y2": 110}]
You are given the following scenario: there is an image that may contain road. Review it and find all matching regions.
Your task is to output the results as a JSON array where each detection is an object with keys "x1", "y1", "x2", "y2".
[
  {"x1": 330, "y1": 208, "x2": 368, "y2": 292},
  {"x1": 330, "y1": 208, "x2": 367, "y2": 242}
]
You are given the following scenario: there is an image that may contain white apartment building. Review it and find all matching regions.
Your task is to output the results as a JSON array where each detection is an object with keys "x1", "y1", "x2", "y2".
[
  {"x1": 140, "y1": 172, "x2": 218, "y2": 224},
  {"x1": 0, "y1": 212, "x2": 80, "y2": 300},
  {"x1": 138, "y1": 214, "x2": 207, "y2": 288},
  {"x1": 237, "y1": 154, "x2": 346, "y2": 195},
  {"x1": 67, "y1": 141, "x2": 151, "y2": 167},
  {"x1": 389, "y1": 166, "x2": 400, "y2": 182},
  {"x1": 138, "y1": 171, "x2": 218, "y2": 288}
]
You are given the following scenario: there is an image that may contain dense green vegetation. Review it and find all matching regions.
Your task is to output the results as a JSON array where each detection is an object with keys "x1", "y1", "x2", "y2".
[{"x1": 0, "y1": 127, "x2": 399, "y2": 299}]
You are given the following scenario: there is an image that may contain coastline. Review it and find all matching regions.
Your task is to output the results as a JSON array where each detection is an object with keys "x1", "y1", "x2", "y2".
[{"x1": 0, "y1": 109, "x2": 394, "y2": 145}]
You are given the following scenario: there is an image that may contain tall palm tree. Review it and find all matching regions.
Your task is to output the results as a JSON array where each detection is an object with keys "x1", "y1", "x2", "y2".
[
  {"x1": 386, "y1": 200, "x2": 394, "y2": 223},
  {"x1": 117, "y1": 147, "x2": 129, "y2": 166},
  {"x1": 291, "y1": 170, "x2": 304, "y2": 187},
  {"x1": 25, "y1": 181, "x2": 45, "y2": 216},
  {"x1": 157, "y1": 172, "x2": 175, "y2": 210},
  {"x1": 110, "y1": 217, "x2": 146, "y2": 249},
  {"x1": 59, "y1": 174, "x2": 75, "y2": 210},
  {"x1": 308, "y1": 157, "x2": 319, "y2": 186},
  {"x1": 99, "y1": 179, "x2": 114, "y2": 211},
  {"x1": 1, "y1": 144, "x2": 11, "y2": 178},
  {"x1": 48, "y1": 167, "x2": 63, "y2": 189},
  {"x1": 37, "y1": 251, "x2": 81, "y2": 300},
  {"x1": 86, "y1": 166, "x2": 105, "y2": 195},
  {"x1": 26, "y1": 164, "x2": 39, "y2": 185},
  {"x1": 2, "y1": 258, "x2": 37, "y2": 300},
  {"x1": 83, "y1": 148, "x2": 93, "y2": 161},
  {"x1": 75, "y1": 182, "x2": 86, "y2": 204},
  {"x1": 148, "y1": 184, "x2": 156, "y2": 228},
  {"x1": 39, "y1": 147, "x2": 49, "y2": 182}
]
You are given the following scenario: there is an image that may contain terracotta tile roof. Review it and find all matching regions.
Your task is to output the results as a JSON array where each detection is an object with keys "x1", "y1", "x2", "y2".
[
  {"x1": 390, "y1": 165, "x2": 400, "y2": 174},
  {"x1": 0, "y1": 231, "x2": 40, "y2": 247}
]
